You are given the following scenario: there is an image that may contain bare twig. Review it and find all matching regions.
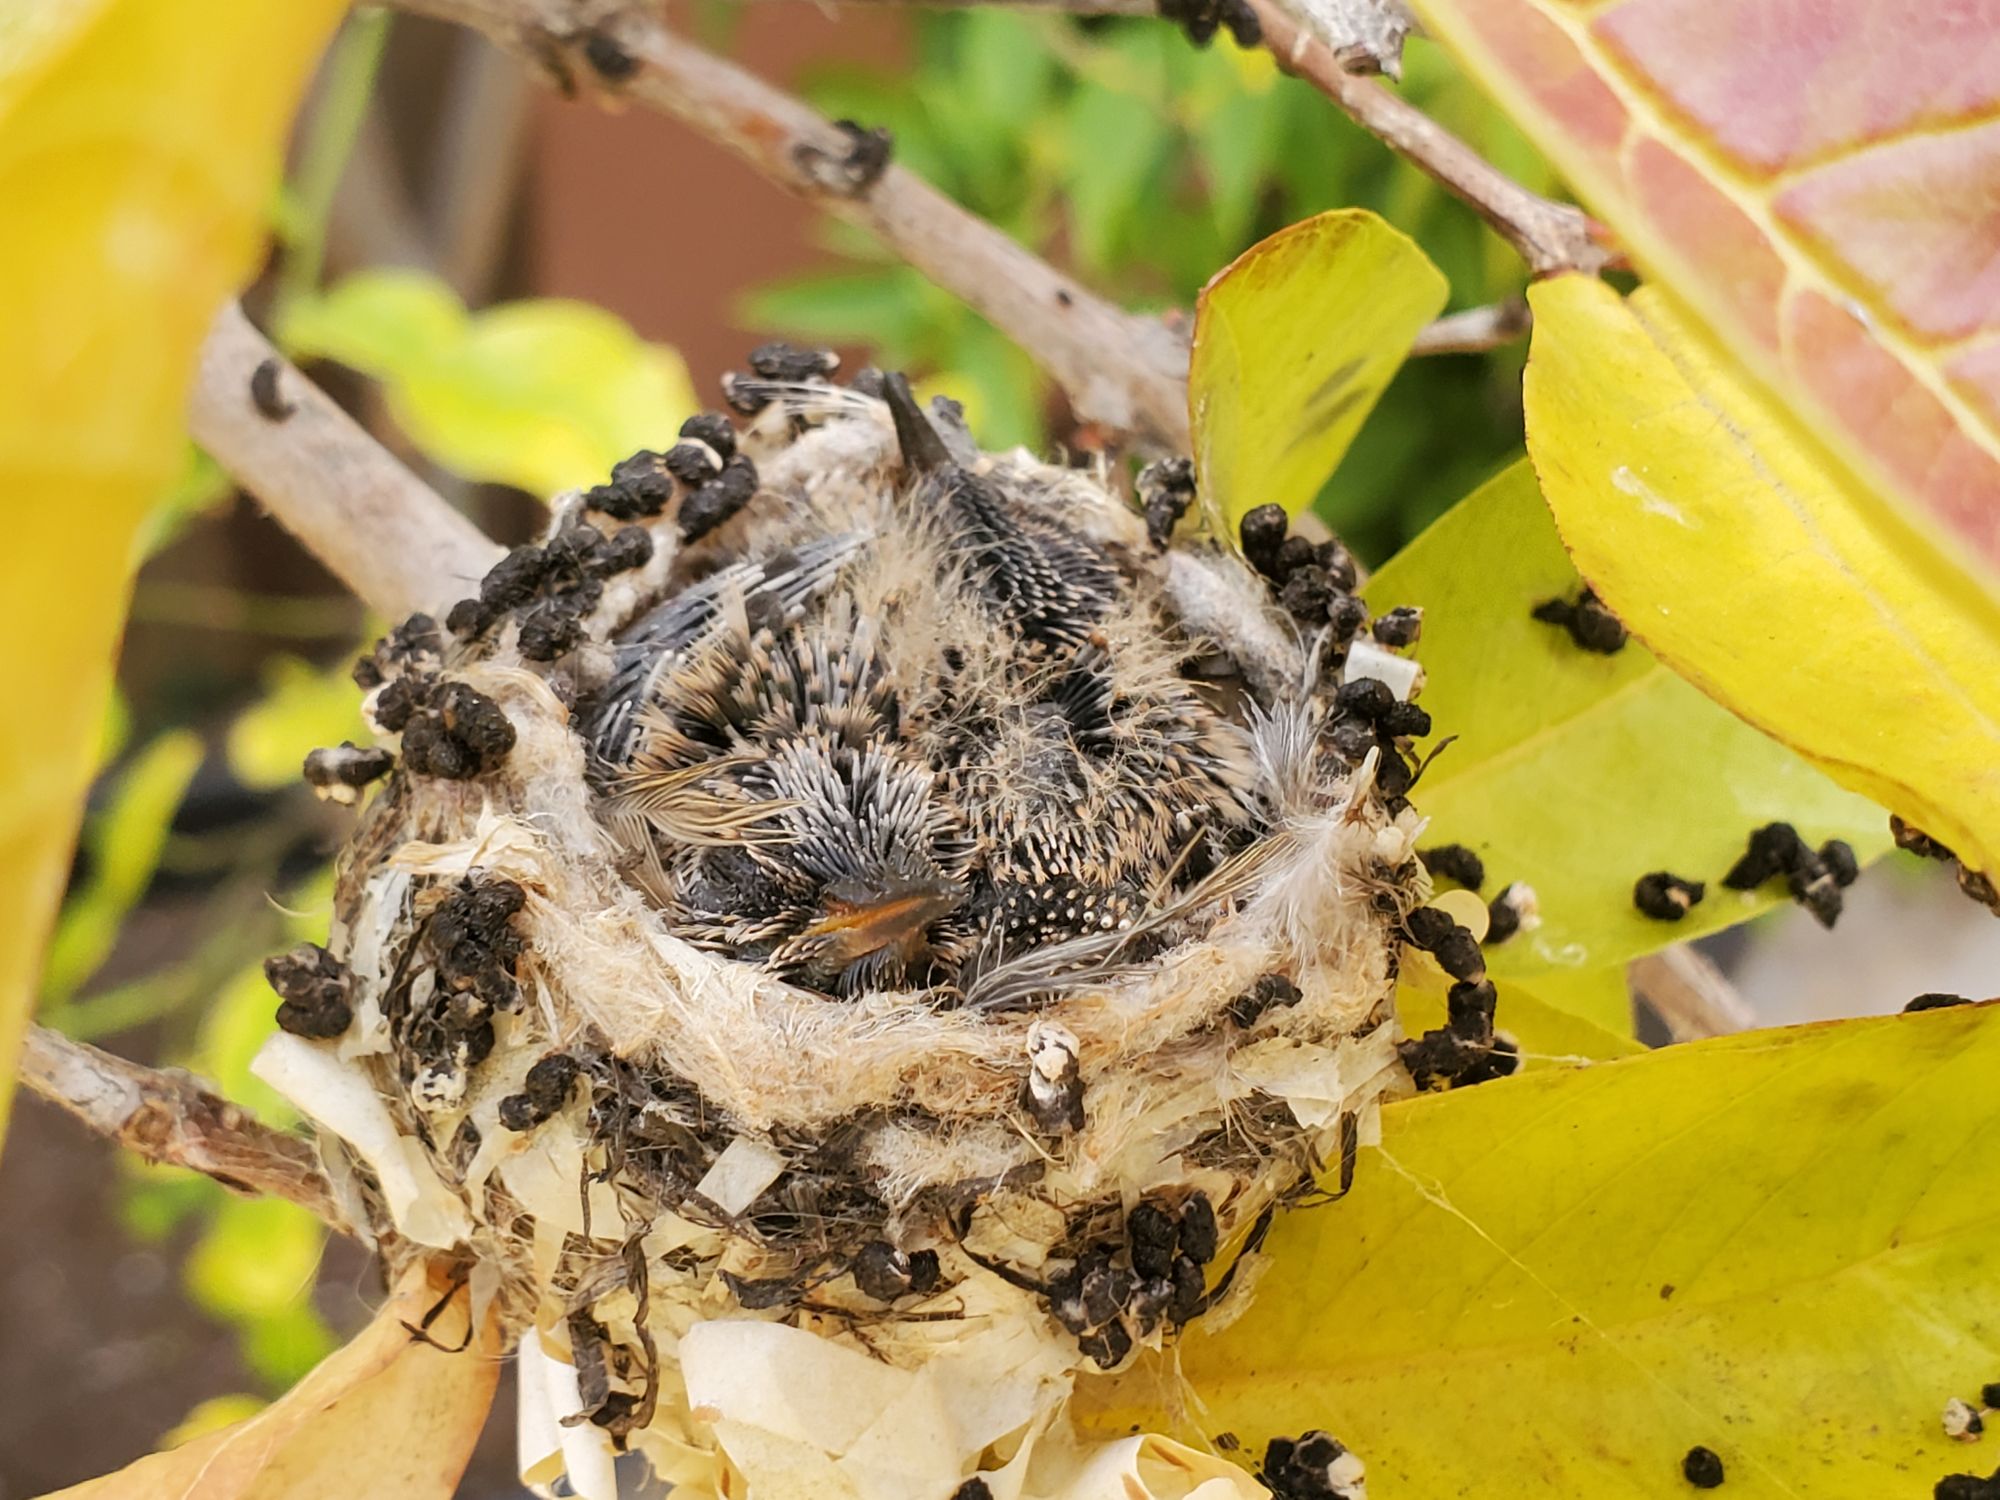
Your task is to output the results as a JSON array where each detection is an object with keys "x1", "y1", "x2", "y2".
[
  {"x1": 189, "y1": 302, "x2": 505, "y2": 619},
  {"x1": 1410, "y1": 297, "x2": 1530, "y2": 356},
  {"x1": 17, "y1": 1024, "x2": 351, "y2": 1234},
  {"x1": 1629, "y1": 946, "x2": 1755, "y2": 1041},
  {"x1": 396, "y1": 0, "x2": 1193, "y2": 449},
  {"x1": 1243, "y1": 0, "x2": 1613, "y2": 278}
]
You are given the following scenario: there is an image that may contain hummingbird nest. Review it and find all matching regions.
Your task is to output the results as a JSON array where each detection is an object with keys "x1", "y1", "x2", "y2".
[{"x1": 254, "y1": 349, "x2": 1498, "y2": 1500}]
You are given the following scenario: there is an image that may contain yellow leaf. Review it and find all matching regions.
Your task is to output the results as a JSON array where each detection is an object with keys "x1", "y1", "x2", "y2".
[
  {"x1": 1524, "y1": 276, "x2": 2000, "y2": 881},
  {"x1": 1399, "y1": 969, "x2": 1640, "y2": 1067},
  {"x1": 0, "y1": 0, "x2": 346, "y2": 1148},
  {"x1": 1078, "y1": 1003, "x2": 2000, "y2": 1496},
  {"x1": 1190, "y1": 209, "x2": 1447, "y2": 527},
  {"x1": 41, "y1": 1259, "x2": 502, "y2": 1499},
  {"x1": 1366, "y1": 460, "x2": 1891, "y2": 975}
]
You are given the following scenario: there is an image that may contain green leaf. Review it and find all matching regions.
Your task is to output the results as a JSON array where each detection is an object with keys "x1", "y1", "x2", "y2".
[
  {"x1": 226, "y1": 655, "x2": 368, "y2": 793},
  {"x1": 38, "y1": 731, "x2": 204, "y2": 1007},
  {"x1": 1364, "y1": 461, "x2": 1890, "y2": 976},
  {"x1": 281, "y1": 269, "x2": 696, "y2": 499},
  {"x1": 1190, "y1": 210, "x2": 1448, "y2": 528},
  {"x1": 1524, "y1": 276, "x2": 2000, "y2": 883},
  {"x1": 186, "y1": 1193, "x2": 337, "y2": 1389},
  {"x1": 1063, "y1": 80, "x2": 1173, "y2": 275},
  {"x1": 1079, "y1": 1003, "x2": 2000, "y2": 1496}
]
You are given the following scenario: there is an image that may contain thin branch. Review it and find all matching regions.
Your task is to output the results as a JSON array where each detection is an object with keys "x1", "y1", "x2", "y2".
[
  {"x1": 395, "y1": 0, "x2": 1194, "y2": 449},
  {"x1": 17, "y1": 1023, "x2": 352, "y2": 1235},
  {"x1": 1410, "y1": 297, "x2": 1530, "y2": 356},
  {"x1": 1629, "y1": 946, "x2": 1755, "y2": 1042},
  {"x1": 1242, "y1": 0, "x2": 1613, "y2": 278},
  {"x1": 188, "y1": 302, "x2": 505, "y2": 619}
]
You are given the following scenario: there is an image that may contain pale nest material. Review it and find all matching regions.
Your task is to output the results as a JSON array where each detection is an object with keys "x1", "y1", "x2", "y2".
[{"x1": 254, "y1": 368, "x2": 1442, "y2": 1500}]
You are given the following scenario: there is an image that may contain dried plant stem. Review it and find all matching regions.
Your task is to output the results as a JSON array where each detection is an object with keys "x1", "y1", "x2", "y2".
[
  {"x1": 1244, "y1": 0, "x2": 1612, "y2": 278},
  {"x1": 395, "y1": 0, "x2": 1194, "y2": 448},
  {"x1": 1410, "y1": 297, "x2": 1531, "y2": 356},
  {"x1": 1629, "y1": 946, "x2": 1755, "y2": 1041},
  {"x1": 17, "y1": 1023, "x2": 351, "y2": 1234},
  {"x1": 189, "y1": 302, "x2": 505, "y2": 620}
]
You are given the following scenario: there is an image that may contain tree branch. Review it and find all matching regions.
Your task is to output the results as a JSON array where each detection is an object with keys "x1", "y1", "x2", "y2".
[
  {"x1": 1242, "y1": 0, "x2": 1614, "y2": 279},
  {"x1": 1629, "y1": 946, "x2": 1755, "y2": 1041},
  {"x1": 17, "y1": 1023, "x2": 352, "y2": 1235},
  {"x1": 394, "y1": 0, "x2": 1194, "y2": 449},
  {"x1": 1410, "y1": 297, "x2": 1530, "y2": 356},
  {"x1": 188, "y1": 302, "x2": 506, "y2": 620}
]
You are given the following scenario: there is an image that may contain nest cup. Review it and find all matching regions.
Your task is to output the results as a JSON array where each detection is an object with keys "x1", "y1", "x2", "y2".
[{"x1": 253, "y1": 352, "x2": 1447, "y2": 1500}]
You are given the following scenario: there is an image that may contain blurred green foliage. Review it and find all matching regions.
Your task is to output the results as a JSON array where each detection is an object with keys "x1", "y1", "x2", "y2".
[{"x1": 750, "y1": 14, "x2": 1554, "y2": 560}]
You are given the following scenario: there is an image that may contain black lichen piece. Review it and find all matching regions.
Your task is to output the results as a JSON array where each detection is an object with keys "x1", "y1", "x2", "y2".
[
  {"x1": 497, "y1": 1052, "x2": 580, "y2": 1132},
  {"x1": 249, "y1": 357, "x2": 294, "y2": 421},
  {"x1": 1892, "y1": 814, "x2": 1957, "y2": 862},
  {"x1": 597, "y1": 523, "x2": 655, "y2": 576},
  {"x1": 427, "y1": 875, "x2": 528, "y2": 1012},
  {"x1": 1634, "y1": 871, "x2": 1705, "y2": 921},
  {"x1": 601, "y1": 449, "x2": 675, "y2": 517},
  {"x1": 516, "y1": 599, "x2": 588, "y2": 662},
  {"x1": 1681, "y1": 1445, "x2": 1725, "y2": 1488},
  {"x1": 1721, "y1": 821, "x2": 1807, "y2": 889},
  {"x1": 1906, "y1": 993, "x2": 1973, "y2": 1012},
  {"x1": 1958, "y1": 864, "x2": 2000, "y2": 915},
  {"x1": 1158, "y1": 0, "x2": 1261, "y2": 48},
  {"x1": 679, "y1": 411, "x2": 737, "y2": 458},
  {"x1": 1260, "y1": 1430, "x2": 1364, "y2": 1500},
  {"x1": 1278, "y1": 564, "x2": 1336, "y2": 622},
  {"x1": 1371, "y1": 605, "x2": 1422, "y2": 649},
  {"x1": 1128, "y1": 1202, "x2": 1178, "y2": 1280},
  {"x1": 1227, "y1": 971, "x2": 1302, "y2": 1028},
  {"x1": 1333, "y1": 675, "x2": 1395, "y2": 724},
  {"x1": 1076, "y1": 1318, "x2": 1134, "y2": 1370},
  {"x1": 400, "y1": 680, "x2": 517, "y2": 778},
  {"x1": 354, "y1": 613, "x2": 445, "y2": 690},
  {"x1": 1819, "y1": 838, "x2": 1860, "y2": 888},
  {"x1": 1933, "y1": 1476, "x2": 1996, "y2": 1500},
  {"x1": 951, "y1": 1480, "x2": 995, "y2": 1500},
  {"x1": 1273, "y1": 534, "x2": 1317, "y2": 582},
  {"x1": 1433, "y1": 928, "x2": 1487, "y2": 985},
  {"x1": 1380, "y1": 699, "x2": 1432, "y2": 738},
  {"x1": 1137, "y1": 457, "x2": 1196, "y2": 550},
  {"x1": 1533, "y1": 586, "x2": 1628, "y2": 653},
  {"x1": 1024, "y1": 1029, "x2": 1086, "y2": 1134},
  {"x1": 446, "y1": 597, "x2": 492, "y2": 637},
  {"x1": 1177, "y1": 1193, "x2": 1218, "y2": 1265},
  {"x1": 1403, "y1": 905, "x2": 1456, "y2": 952},
  {"x1": 1238, "y1": 503, "x2": 1289, "y2": 580},
  {"x1": 1785, "y1": 849, "x2": 1844, "y2": 928},
  {"x1": 302, "y1": 741, "x2": 393, "y2": 798},
  {"x1": 794, "y1": 118, "x2": 894, "y2": 195},
  {"x1": 1447, "y1": 978, "x2": 1498, "y2": 1045},
  {"x1": 479, "y1": 544, "x2": 552, "y2": 612},
  {"x1": 582, "y1": 28, "x2": 639, "y2": 81},
  {"x1": 1421, "y1": 843, "x2": 1485, "y2": 892},
  {"x1": 265, "y1": 944, "x2": 353, "y2": 1039},
  {"x1": 1315, "y1": 539, "x2": 1359, "y2": 593},
  {"x1": 1983, "y1": 1381, "x2": 2000, "y2": 1409},
  {"x1": 853, "y1": 1241, "x2": 933, "y2": 1302},
  {"x1": 1327, "y1": 592, "x2": 1370, "y2": 642},
  {"x1": 749, "y1": 341, "x2": 840, "y2": 382},
  {"x1": 1485, "y1": 884, "x2": 1528, "y2": 945},
  {"x1": 663, "y1": 442, "x2": 721, "y2": 487},
  {"x1": 680, "y1": 453, "x2": 760, "y2": 542}
]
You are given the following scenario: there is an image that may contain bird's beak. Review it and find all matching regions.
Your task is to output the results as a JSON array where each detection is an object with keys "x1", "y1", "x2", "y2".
[{"x1": 800, "y1": 882, "x2": 962, "y2": 964}]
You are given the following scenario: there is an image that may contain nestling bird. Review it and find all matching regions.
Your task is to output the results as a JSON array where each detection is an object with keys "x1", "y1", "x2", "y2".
[{"x1": 588, "y1": 370, "x2": 1262, "y2": 997}]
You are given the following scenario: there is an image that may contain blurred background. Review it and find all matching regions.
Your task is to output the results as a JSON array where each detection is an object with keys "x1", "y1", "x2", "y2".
[{"x1": 2, "y1": 6, "x2": 1990, "y2": 1496}]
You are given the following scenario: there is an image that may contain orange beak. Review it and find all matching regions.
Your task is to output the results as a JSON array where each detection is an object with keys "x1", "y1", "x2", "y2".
[{"x1": 801, "y1": 884, "x2": 962, "y2": 965}]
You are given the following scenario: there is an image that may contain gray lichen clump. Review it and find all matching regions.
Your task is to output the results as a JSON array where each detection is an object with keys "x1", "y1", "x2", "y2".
[{"x1": 254, "y1": 346, "x2": 1498, "y2": 1500}]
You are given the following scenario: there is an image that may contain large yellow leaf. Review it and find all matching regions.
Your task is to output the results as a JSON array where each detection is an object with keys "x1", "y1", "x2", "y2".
[
  {"x1": 1365, "y1": 459, "x2": 1892, "y2": 975},
  {"x1": 0, "y1": 1, "x2": 347, "y2": 1148},
  {"x1": 1406, "y1": 0, "x2": 2000, "y2": 596},
  {"x1": 1524, "y1": 276, "x2": 2000, "y2": 881},
  {"x1": 1078, "y1": 1002, "x2": 2000, "y2": 1497},
  {"x1": 1190, "y1": 209, "x2": 1447, "y2": 527},
  {"x1": 41, "y1": 1258, "x2": 502, "y2": 1499}
]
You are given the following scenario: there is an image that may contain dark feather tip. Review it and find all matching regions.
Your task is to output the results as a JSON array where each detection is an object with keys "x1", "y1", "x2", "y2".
[{"x1": 882, "y1": 371, "x2": 954, "y2": 473}]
